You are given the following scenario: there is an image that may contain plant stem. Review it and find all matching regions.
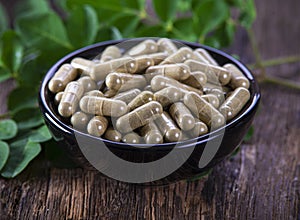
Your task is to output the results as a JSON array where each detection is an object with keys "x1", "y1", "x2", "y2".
[
  {"x1": 249, "y1": 55, "x2": 300, "y2": 69},
  {"x1": 0, "y1": 112, "x2": 11, "y2": 120},
  {"x1": 263, "y1": 75, "x2": 300, "y2": 90}
]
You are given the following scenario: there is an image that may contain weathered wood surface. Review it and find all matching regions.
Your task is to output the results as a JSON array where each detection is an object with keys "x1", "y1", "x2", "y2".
[{"x1": 0, "y1": 0, "x2": 300, "y2": 219}]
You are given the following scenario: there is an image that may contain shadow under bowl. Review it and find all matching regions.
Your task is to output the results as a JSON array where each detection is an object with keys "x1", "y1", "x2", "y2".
[{"x1": 39, "y1": 38, "x2": 261, "y2": 185}]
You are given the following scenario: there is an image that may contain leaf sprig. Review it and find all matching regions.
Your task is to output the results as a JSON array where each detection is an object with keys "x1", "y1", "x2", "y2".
[{"x1": 0, "y1": 0, "x2": 256, "y2": 177}]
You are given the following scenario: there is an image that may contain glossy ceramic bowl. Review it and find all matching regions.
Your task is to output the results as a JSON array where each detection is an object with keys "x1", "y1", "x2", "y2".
[{"x1": 39, "y1": 38, "x2": 260, "y2": 185}]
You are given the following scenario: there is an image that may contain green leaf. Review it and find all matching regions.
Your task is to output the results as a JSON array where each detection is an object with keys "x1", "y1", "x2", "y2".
[
  {"x1": 8, "y1": 87, "x2": 38, "y2": 115},
  {"x1": 0, "y1": 141, "x2": 9, "y2": 170},
  {"x1": 153, "y1": 0, "x2": 179, "y2": 22},
  {"x1": 177, "y1": 0, "x2": 192, "y2": 12},
  {"x1": 172, "y1": 17, "x2": 197, "y2": 42},
  {"x1": 0, "y1": 3, "x2": 8, "y2": 34},
  {"x1": 121, "y1": 0, "x2": 146, "y2": 10},
  {"x1": 65, "y1": 5, "x2": 99, "y2": 48},
  {"x1": 1, "y1": 140, "x2": 41, "y2": 178},
  {"x1": 66, "y1": 0, "x2": 124, "y2": 13},
  {"x1": 110, "y1": 14, "x2": 140, "y2": 37},
  {"x1": 243, "y1": 126, "x2": 254, "y2": 142},
  {"x1": 0, "y1": 67, "x2": 12, "y2": 83},
  {"x1": 14, "y1": 108, "x2": 44, "y2": 130},
  {"x1": 0, "y1": 30, "x2": 24, "y2": 74},
  {"x1": 16, "y1": 12, "x2": 73, "y2": 51},
  {"x1": 28, "y1": 125, "x2": 52, "y2": 143},
  {"x1": 111, "y1": 27, "x2": 123, "y2": 40},
  {"x1": 239, "y1": 0, "x2": 256, "y2": 29},
  {"x1": 134, "y1": 25, "x2": 167, "y2": 38},
  {"x1": 0, "y1": 119, "x2": 18, "y2": 140},
  {"x1": 193, "y1": 0, "x2": 229, "y2": 39},
  {"x1": 14, "y1": 0, "x2": 50, "y2": 19},
  {"x1": 95, "y1": 26, "x2": 113, "y2": 42}
]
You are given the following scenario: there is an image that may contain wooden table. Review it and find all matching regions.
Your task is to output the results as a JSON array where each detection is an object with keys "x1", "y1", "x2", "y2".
[{"x1": 0, "y1": 0, "x2": 299, "y2": 219}]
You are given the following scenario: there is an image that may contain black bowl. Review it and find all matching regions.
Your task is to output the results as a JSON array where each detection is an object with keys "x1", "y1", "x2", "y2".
[{"x1": 39, "y1": 38, "x2": 260, "y2": 185}]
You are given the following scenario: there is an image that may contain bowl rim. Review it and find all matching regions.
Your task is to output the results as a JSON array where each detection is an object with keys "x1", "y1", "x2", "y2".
[{"x1": 39, "y1": 38, "x2": 261, "y2": 150}]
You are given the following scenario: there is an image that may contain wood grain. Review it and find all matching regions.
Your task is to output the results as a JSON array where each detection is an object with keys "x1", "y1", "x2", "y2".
[{"x1": 0, "y1": 0, "x2": 299, "y2": 219}]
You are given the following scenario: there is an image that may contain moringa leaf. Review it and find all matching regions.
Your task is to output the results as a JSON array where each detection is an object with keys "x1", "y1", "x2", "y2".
[
  {"x1": 0, "y1": 3, "x2": 8, "y2": 34},
  {"x1": 0, "y1": 141, "x2": 9, "y2": 170},
  {"x1": 28, "y1": 125, "x2": 52, "y2": 143},
  {"x1": 1, "y1": 140, "x2": 41, "y2": 178},
  {"x1": 0, "y1": 119, "x2": 18, "y2": 140},
  {"x1": 152, "y1": 0, "x2": 179, "y2": 22}
]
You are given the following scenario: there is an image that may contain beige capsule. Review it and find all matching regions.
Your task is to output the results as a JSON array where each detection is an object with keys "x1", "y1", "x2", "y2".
[
  {"x1": 203, "y1": 83, "x2": 226, "y2": 104},
  {"x1": 126, "y1": 39, "x2": 158, "y2": 57},
  {"x1": 143, "y1": 85, "x2": 153, "y2": 92},
  {"x1": 54, "y1": 91, "x2": 64, "y2": 105},
  {"x1": 157, "y1": 38, "x2": 178, "y2": 54},
  {"x1": 128, "y1": 91, "x2": 154, "y2": 111},
  {"x1": 58, "y1": 81, "x2": 84, "y2": 117},
  {"x1": 103, "y1": 88, "x2": 118, "y2": 98},
  {"x1": 145, "y1": 63, "x2": 191, "y2": 82},
  {"x1": 139, "y1": 120, "x2": 163, "y2": 144},
  {"x1": 147, "y1": 52, "x2": 168, "y2": 64},
  {"x1": 169, "y1": 102, "x2": 195, "y2": 131},
  {"x1": 151, "y1": 75, "x2": 203, "y2": 95},
  {"x1": 112, "y1": 88, "x2": 141, "y2": 103},
  {"x1": 72, "y1": 57, "x2": 137, "y2": 81},
  {"x1": 160, "y1": 47, "x2": 194, "y2": 64},
  {"x1": 104, "y1": 127, "x2": 122, "y2": 142},
  {"x1": 133, "y1": 55, "x2": 155, "y2": 73},
  {"x1": 184, "y1": 59, "x2": 231, "y2": 85},
  {"x1": 153, "y1": 86, "x2": 184, "y2": 108},
  {"x1": 116, "y1": 101, "x2": 163, "y2": 133},
  {"x1": 190, "y1": 51, "x2": 210, "y2": 64},
  {"x1": 195, "y1": 48, "x2": 219, "y2": 66},
  {"x1": 223, "y1": 63, "x2": 250, "y2": 89},
  {"x1": 183, "y1": 92, "x2": 225, "y2": 129},
  {"x1": 155, "y1": 111, "x2": 182, "y2": 142},
  {"x1": 84, "y1": 90, "x2": 104, "y2": 97},
  {"x1": 100, "y1": 45, "x2": 121, "y2": 62},
  {"x1": 48, "y1": 64, "x2": 78, "y2": 93},
  {"x1": 190, "y1": 119, "x2": 208, "y2": 138},
  {"x1": 87, "y1": 116, "x2": 108, "y2": 137},
  {"x1": 219, "y1": 87, "x2": 250, "y2": 121},
  {"x1": 77, "y1": 76, "x2": 97, "y2": 92},
  {"x1": 106, "y1": 72, "x2": 147, "y2": 92},
  {"x1": 201, "y1": 94, "x2": 220, "y2": 109},
  {"x1": 180, "y1": 71, "x2": 207, "y2": 89},
  {"x1": 80, "y1": 96, "x2": 128, "y2": 117},
  {"x1": 71, "y1": 111, "x2": 90, "y2": 131},
  {"x1": 122, "y1": 132, "x2": 141, "y2": 144}
]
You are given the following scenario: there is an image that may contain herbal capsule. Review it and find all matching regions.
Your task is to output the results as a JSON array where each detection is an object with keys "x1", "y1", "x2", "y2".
[
  {"x1": 223, "y1": 63, "x2": 250, "y2": 89},
  {"x1": 191, "y1": 51, "x2": 210, "y2": 64},
  {"x1": 169, "y1": 102, "x2": 195, "y2": 131},
  {"x1": 103, "y1": 89, "x2": 118, "y2": 98},
  {"x1": 160, "y1": 47, "x2": 194, "y2": 64},
  {"x1": 80, "y1": 96, "x2": 128, "y2": 117},
  {"x1": 112, "y1": 88, "x2": 141, "y2": 103},
  {"x1": 58, "y1": 81, "x2": 84, "y2": 117},
  {"x1": 77, "y1": 76, "x2": 97, "y2": 92},
  {"x1": 155, "y1": 111, "x2": 182, "y2": 142},
  {"x1": 201, "y1": 94, "x2": 220, "y2": 109},
  {"x1": 126, "y1": 39, "x2": 158, "y2": 56},
  {"x1": 104, "y1": 127, "x2": 122, "y2": 142},
  {"x1": 100, "y1": 45, "x2": 121, "y2": 62},
  {"x1": 151, "y1": 75, "x2": 203, "y2": 95},
  {"x1": 140, "y1": 121, "x2": 163, "y2": 144},
  {"x1": 122, "y1": 132, "x2": 141, "y2": 144},
  {"x1": 219, "y1": 87, "x2": 250, "y2": 121},
  {"x1": 145, "y1": 63, "x2": 191, "y2": 81},
  {"x1": 157, "y1": 38, "x2": 178, "y2": 54},
  {"x1": 48, "y1": 64, "x2": 77, "y2": 93},
  {"x1": 106, "y1": 72, "x2": 147, "y2": 92},
  {"x1": 190, "y1": 119, "x2": 208, "y2": 138},
  {"x1": 204, "y1": 83, "x2": 226, "y2": 103},
  {"x1": 179, "y1": 132, "x2": 190, "y2": 141},
  {"x1": 54, "y1": 91, "x2": 64, "y2": 105},
  {"x1": 147, "y1": 52, "x2": 168, "y2": 64},
  {"x1": 128, "y1": 91, "x2": 154, "y2": 111},
  {"x1": 72, "y1": 57, "x2": 137, "y2": 81},
  {"x1": 87, "y1": 116, "x2": 108, "y2": 137},
  {"x1": 195, "y1": 48, "x2": 219, "y2": 66},
  {"x1": 180, "y1": 71, "x2": 207, "y2": 89},
  {"x1": 184, "y1": 59, "x2": 231, "y2": 85},
  {"x1": 116, "y1": 101, "x2": 163, "y2": 133},
  {"x1": 143, "y1": 85, "x2": 153, "y2": 92},
  {"x1": 133, "y1": 55, "x2": 155, "y2": 73},
  {"x1": 153, "y1": 87, "x2": 184, "y2": 108},
  {"x1": 84, "y1": 90, "x2": 104, "y2": 97},
  {"x1": 71, "y1": 111, "x2": 90, "y2": 130},
  {"x1": 183, "y1": 92, "x2": 225, "y2": 129}
]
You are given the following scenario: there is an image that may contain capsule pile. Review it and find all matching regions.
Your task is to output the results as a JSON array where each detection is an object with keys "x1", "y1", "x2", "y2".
[{"x1": 48, "y1": 38, "x2": 251, "y2": 144}]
